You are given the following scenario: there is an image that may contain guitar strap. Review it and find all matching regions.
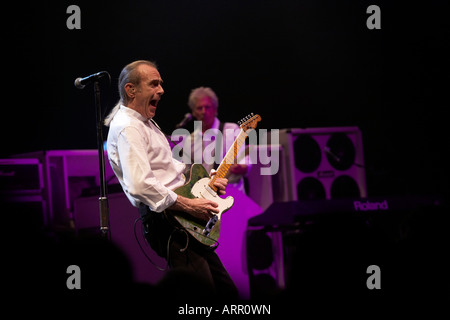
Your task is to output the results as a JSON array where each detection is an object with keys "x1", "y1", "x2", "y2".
[{"x1": 150, "y1": 118, "x2": 178, "y2": 147}]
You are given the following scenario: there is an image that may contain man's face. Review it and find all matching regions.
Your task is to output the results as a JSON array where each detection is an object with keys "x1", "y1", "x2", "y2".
[
  {"x1": 131, "y1": 64, "x2": 164, "y2": 119},
  {"x1": 192, "y1": 96, "x2": 217, "y2": 130}
]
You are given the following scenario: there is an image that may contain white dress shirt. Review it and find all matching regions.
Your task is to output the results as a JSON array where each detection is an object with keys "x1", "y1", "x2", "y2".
[{"x1": 106, "y1": 105, "x2": 186, "y2": 212}]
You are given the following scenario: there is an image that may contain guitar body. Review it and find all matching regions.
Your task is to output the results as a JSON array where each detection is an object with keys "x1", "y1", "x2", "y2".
[{"x1": 166, "y1": 163, "x2": 234, "y2": 247}]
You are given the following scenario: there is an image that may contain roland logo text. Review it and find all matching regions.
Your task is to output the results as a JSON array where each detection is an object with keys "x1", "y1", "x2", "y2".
[{"x1": 354, "y1": 200, "x2": 389, "y2": 211}]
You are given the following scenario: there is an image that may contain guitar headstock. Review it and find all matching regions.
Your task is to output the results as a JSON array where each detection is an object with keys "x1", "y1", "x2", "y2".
[{"x1": 238, "y1": 113, "x2": 261, "y2": 132}]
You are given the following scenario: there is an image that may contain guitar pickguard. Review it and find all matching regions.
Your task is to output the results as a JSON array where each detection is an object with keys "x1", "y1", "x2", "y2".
[
  {"x1": 191, "y1": 177, "x2": 234, "y2": 220},
  {"x1": 168, "y1": 163, "x2": 236, "y2": 247}
]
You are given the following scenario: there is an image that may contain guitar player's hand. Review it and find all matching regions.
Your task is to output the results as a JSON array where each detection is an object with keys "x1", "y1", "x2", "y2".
[
  {"x1": 210, "y1": 169, "x2": 228, "y2": 196},
  {"x1": 170, "y1": 196, "x2": 218, "y2": 222},
  {"x1": 168, "y1": 171, "x2": 228, "y2": 222}
]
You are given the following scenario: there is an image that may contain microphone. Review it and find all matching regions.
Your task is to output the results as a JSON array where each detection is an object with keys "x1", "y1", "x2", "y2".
[
  {"x1": 175, "y1": 113, "x2": 193, "y2": 128},
  {"x1": 74, "y1": 71, "x2": 110, "y2": 89}
]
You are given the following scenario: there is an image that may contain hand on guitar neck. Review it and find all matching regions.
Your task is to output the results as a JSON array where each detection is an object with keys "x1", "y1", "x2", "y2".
[{"x1": 167, "y1": 173, "x2": 228, "y2": 223}]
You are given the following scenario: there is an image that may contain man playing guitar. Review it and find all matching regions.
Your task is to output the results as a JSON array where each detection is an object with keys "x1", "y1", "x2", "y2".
[{"x1": 105, "y1": 60, "x2": 238, "y2": 299}]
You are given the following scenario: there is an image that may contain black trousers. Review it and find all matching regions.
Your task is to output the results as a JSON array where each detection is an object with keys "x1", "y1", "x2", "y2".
[{"x1": 139, "y1": 204, "x2": 238, "y2": 300}]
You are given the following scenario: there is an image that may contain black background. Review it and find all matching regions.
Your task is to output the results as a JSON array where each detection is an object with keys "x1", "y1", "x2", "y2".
[
  {"x1": 3, "y1": 1, "x2": 450, "y2": 312},
  {"x1": 5, "y1": 0, "x2": 449, "y2": 198}
]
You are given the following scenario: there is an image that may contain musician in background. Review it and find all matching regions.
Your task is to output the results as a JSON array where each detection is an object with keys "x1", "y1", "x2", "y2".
[
  {"x1": 185, "y1": 86, "x2": 251, "y2": 195},
  {"x1": 105, "y1": 60, "x2": 237, "y2": 299}
]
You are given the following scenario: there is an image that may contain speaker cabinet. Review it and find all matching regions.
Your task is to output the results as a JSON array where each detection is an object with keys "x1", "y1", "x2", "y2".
[
  {"x1": 279, "y1": 127, "x2": 367, "y2": 201},
  {"x1": 12, "y1": 150, "x2": 117, "y2": 227},
  {"x1": 246, "y1": 228, "x2": 286, "y2": 299},
  {"x1": 246, "y1": 144, "x2": 286, "y2": 211},
  {"x1": 0, "y1": 158, "x2": 44, "y2": 194},
  {"x1": 1, "y1": 158, "x2": 47, "y2": 227}
]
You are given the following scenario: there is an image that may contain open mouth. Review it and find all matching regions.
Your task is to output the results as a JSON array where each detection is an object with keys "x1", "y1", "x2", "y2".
[{"x1": 150, "y1": 99, "x2": 158, "y2": 107}]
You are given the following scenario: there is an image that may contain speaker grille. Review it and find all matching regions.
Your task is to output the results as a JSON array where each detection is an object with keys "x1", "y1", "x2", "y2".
[
  {"x1": 280, "y1": 127, "x2": 367, "y2": 200},
  {"x1": 293, "y1": 134, "x2": 321, "y2": 173},
  {"x1": 330, "y1": 175, "x2": 361, "y2": 198},
  {"x1": 297, "y1": 177, "x2": 326, "y2": 200},
  {"x1": 325, "y1": 133, "x2": 356, "y2": 171}
]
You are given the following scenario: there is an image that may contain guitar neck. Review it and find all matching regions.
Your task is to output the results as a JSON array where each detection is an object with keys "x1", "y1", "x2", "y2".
[{"x1": 208, "y1": 129, "x2": 248, "y2": 192}]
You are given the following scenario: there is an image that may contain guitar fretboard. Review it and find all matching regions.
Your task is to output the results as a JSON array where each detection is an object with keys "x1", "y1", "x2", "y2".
[{"x1": 208, "y1": 129, "x2": 248, "y2": 192}]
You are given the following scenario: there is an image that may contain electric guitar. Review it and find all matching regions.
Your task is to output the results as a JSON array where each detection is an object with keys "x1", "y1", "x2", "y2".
[{"x1": 165, "y1": 113, "x2": 261, "y2": 247}]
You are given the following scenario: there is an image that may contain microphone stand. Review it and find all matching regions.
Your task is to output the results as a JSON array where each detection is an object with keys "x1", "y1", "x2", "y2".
[{"x1": 94, "y1": 80, "x2": 111, "y2": 239}]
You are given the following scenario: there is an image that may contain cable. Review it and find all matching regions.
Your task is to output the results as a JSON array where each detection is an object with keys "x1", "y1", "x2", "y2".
[
  {"x1": 178, "y1": 228, "x2": 189, "y2": 252},
  {"x1": 183, "y1": 225, "x2": 220, "y2": 250},
  {"x1": 134, "y1": 213, "x2": 221, "y2": 274},
  {"x1": 133, "y1": 217, "x2": 168, "y2": 271}
]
